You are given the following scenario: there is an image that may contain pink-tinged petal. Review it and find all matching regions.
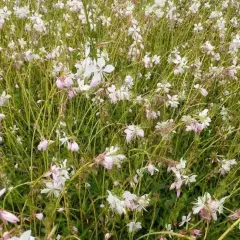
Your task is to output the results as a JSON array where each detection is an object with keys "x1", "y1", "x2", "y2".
[
  {"x1": 177, "y1": 189, "x2": 181, "y2": 198},
  {"x1": 176, "y1": 180, "x2": 182, "y2": 190},
  {"x1": 35, "y1": 213, "x2": 44, "y2": 220},
  {"x1": 56, "y1": 79, "x2": 64, "y2": 89},
  {"x1": 211, "y1": 212, "x2": 218, "y2": 221},
  {"x1": 64, "y1": 77, "x2": 73, "y2": 88},
  {"x1": 190, "y1": 229, "x2": 201, "y2": 235},
  {"x1": 90, "y1": 73, "x2": 102, "y2": 88},
  {"x1": 0, "y1": 210, "x2": 19, "y2": 223},
  {"x1": 103, "y1": 158, "x2": 113, "y2": 169},
  {"x1": 229, "y1": 209, "x2": 240, "y2": 220},
  {"x1": 67, "y1": 141, "x2": 79, "y2": 152},
  {"x1": 68, "y1": 89, "x2": 76, "y2": 99},
  {"x1": 37, "y1": 139, "x2": 48, "y2": 151},
  {"x1": 104, "y1": 65, "x2": 115, "y2": 73}
]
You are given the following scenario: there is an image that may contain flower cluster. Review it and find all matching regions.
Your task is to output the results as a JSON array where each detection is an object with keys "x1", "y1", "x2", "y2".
[
  {"x1": 193, "y1": 192, "x2": 226, "y2": 222},
  {"x1": 106, "y1": 190, "x2": 150, "y2": 215},
  {"x1": 168, "y1": 158, "x2": 197, "y2": 197},
  {"x1": 95, "y1": 146, "x2": 126, "y2": 170},
  {"x1": 41, "y1": 159, "x2": 72, "y2": 198}
]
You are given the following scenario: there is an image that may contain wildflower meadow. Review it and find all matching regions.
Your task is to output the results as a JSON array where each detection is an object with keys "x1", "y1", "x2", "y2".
[{"x1": 0, "y1": 0, "x2": 240, "y2": 239}]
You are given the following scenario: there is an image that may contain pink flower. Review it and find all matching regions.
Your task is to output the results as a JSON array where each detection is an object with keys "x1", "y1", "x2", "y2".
[
  {"x1": 186, "y1": 121, "x2": 204, "y2": 133},
  {"x1": 56, "y1": 76, "x2": 73, "y2": 89},
  {"x1": 147, "y1": 164, "x2": 159, "y2": 176},
  {"x1": 190, "y1": 229, "x2": 201, "y2": 235},
  {"x1": 192, "y1": 192, "x2": 226, "y2": 222},
  {"x1": 37, "y1": 139, "x2": 48, "y2": 151},
  {"x1": 68, "y1": 88, "x2": 76, "y2": 99},
  {"x1": 56, "y1": 77, "x2": 65, "y2": 89},
  {"x1": 170, "y1": 179, "x2": 182, "y2": 197},
  {"x1": 35, "y1": 213, "x2": 44, "y2": 220},
  {"x1": 0, "y1": 210, "x2": 19, "y2": 224},
  {"x1": 103, "y1": 157, "x2": 114, "y2": 169},
  {"x1": 124, "y1": 125, "x2": 144, "y2": 143},
  {"x1": 67, "y1": 141, "x2": 79, "y2": 152},
  {"x1": 228, "y1": 209, "x2": 240, "y2": 220}
]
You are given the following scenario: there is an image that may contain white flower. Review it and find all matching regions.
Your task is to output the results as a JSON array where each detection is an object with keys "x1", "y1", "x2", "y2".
[
  {"x1": 192, "y1": 192, "x2": 226, "y2": 221},
  {"x1": 76, "y1": 79, "x2": 90, "y2": 92},
  {"x1": 183, "y1": 174, "x2": 197, "y2": 186},
  {"x1": 107, "y1": 85, "x2": 130, "y2": 104},
  {"x1": 165, "y1": 223, "x2": 173, "y2": 237},
  {"x1": 41, "y1": 182, "x2": 62, "y2": 198},
  {"x1": 154, "y1": 0, "x2": 167, "y2": 7},
  {"x1": 199, "y1": 109, "x2": 211, "y2": 128},
  {"x1": 124, "y1": 125, "x2": 144, "y2": 142},
  {"x1": 13, "y1": 230, "x2": 34, "y2": 240},
  {"x1": 125, "y1": 75, "x2": 134, "y2": 88},
  {"x1": 123, "y1": 191, "x2": 138, "y2": 210},
  {"x1": 117, "y1": 86, "x2": 130, "y2": 102},
  {"x1": 194, "y1": 23, "x2": 203, "y2": 32},
  {"x1": 194, "y1": 84, "x2": 208, "y2": 96},
  {"x1": 200, "y1": 88, "x2": 208, "y2": 96},
  {"x1": 0, "y1": 188, "x2": 6, "y2": 197},
  {"x1": 143, "y1": 54, "x2": 152, "y2": 68},
  {"x1": 189, "y1": 1, "x2": 200, "y2": 14},
  {"x1": 219, "y1": 159, "x2": 237, "y2": 175},
  {"x1": 179, "y1": 213, "x2": 191, "y2": 227},
  {"x1": 201, "y1": 41, "x2": 215, "y2": 55},
  {"x1": 14, "y1": 6, "x2": 29, "y2": 19},
  {"x1": 106, "y1": 190, "x2": 126, "y2": 215},
  {"x1": 41, "y1": 160, "x2": 71, "y2": 198},
  {"x1": 105, "y1": 233, "x2": 111, "y2": 240},
  {"x1": 95, "y1": 146, "x2": 125, "y2": 170},
  {"x1": 172, "y1": 56, "x2": 188, "y2": 74},
  {"x1": 229, "y1": 34, "x2": 240, "y2": 53},
  {"x1": 156, "y1": 82, "x2": 171, "y2": 93},
  {"x1": 85, "y1": 57, "x2": 115, "y2": 88},
  {"x1": 0, "y1": 91, "x2": 11, "y2": 106},
  {"x1": 152, "y1": 55, "x2": 161, "y2": 64},
  {"x1": 104, "y1": 146, "x2": 125, "y2": 169},
  {"x1": 166, "y1": 95, "x2": 179, "y2": 108},
  {"x1": 127, "y1": 221, "x2": 142, "y2": 233},
  {"x1": 137, "y1": 194, "x2": 150, "y2": 211}
]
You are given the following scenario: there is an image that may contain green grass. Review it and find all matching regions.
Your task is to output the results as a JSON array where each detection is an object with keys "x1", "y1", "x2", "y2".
[{"x1": 0, "y1": 0, "x2": 240, "y2": 239}]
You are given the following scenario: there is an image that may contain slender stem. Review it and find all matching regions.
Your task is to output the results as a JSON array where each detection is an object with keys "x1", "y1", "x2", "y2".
[
  {"x1": 204, "y1": 222, "x2": 209, "y2": 240},
  {"x1": 218, "y1": 217, "x2": 240, "y2": 240}
]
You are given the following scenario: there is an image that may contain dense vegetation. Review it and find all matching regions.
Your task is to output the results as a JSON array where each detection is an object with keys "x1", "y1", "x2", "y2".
[{"x1": 0, "y1": 0, "x2": 240, "y2": 239}]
